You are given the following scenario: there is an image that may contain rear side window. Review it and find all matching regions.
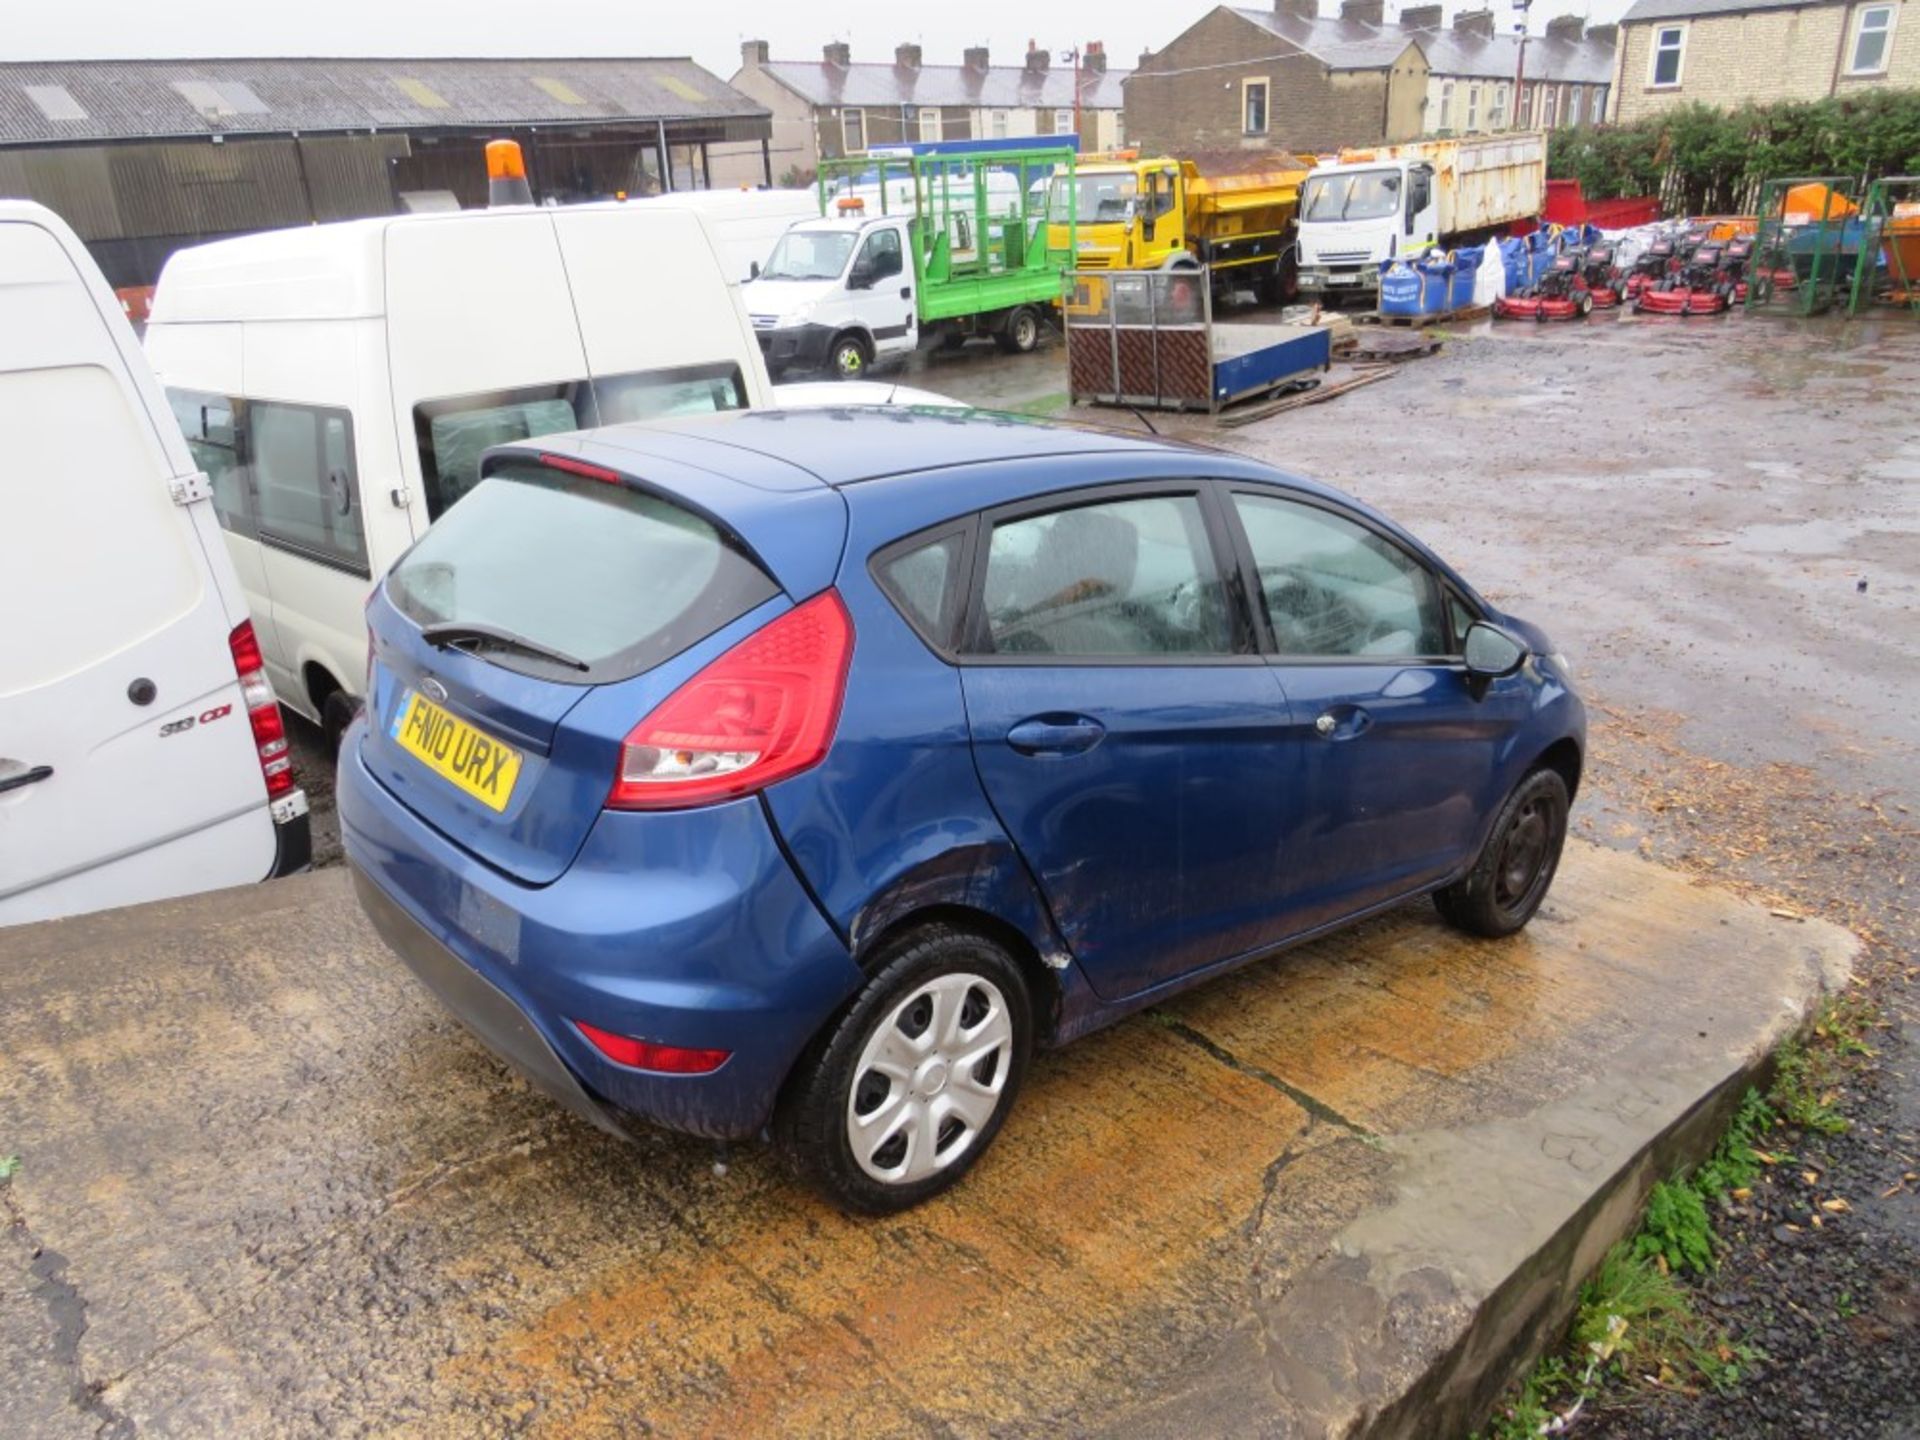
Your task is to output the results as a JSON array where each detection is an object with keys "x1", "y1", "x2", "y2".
[
  {"x1": 386, "y1": 460, "x2": 777, "y2": 681},
  {"x1": 413, "y1": 364, "x2": 748, "y2": 520},
  {"x1": 873, "y1": 530, "x2": 965, "y2": 651},
  {"x1": 249, "y1": 402, "x2": 368, "y2": 574},
  {"x1": 976, "y1": 494, "x2": 1232, "y2": 657},
  {"x1": 168, "y1": 389, "x2": 251, "y2": 537}
]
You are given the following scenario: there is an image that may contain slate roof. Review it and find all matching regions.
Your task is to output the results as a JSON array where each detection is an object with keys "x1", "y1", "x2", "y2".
[
  {"x1": 1621, "y1": 0, "x2": 1841, "y2": 21},
  {"x1": 755, "y1": 61, "x2": 1130, "y2": 111},
  {"x1": 1230, "y1": 7, "x2": 1426, "y2": 70},
  {"x1": 0, "y1": 58, "x2": 765, "y2": 146},
  {"x1": 1408, "y1": 27, "x2": 1617, "y2": 84}
]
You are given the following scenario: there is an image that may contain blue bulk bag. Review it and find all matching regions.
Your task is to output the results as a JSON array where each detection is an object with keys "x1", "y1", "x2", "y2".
[
  {"x1": 1500, "y1": 235, "x2": 1530, "y2": 292},
  {"x1": 1449, "y1": 245, "x2": 1484, "y2": 308},
  {"x1": 1379, "y1": 259, "x2": 1426, "y2": 315}
]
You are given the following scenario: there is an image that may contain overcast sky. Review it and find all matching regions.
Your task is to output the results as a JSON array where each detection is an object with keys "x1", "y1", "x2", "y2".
[{"x1": 16, "y1": 1, "x2": 1636, "y2": 76}]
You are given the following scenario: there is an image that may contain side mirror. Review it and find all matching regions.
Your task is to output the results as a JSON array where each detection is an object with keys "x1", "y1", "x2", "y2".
[
  {"x1": 1143, "y1": 218, "x2": 1157, "y2": 243},
  {"x1": 749, "y1": 260, "x2": 760, "y2": 279},
  {"x1": 1464, "y1": 621, "x2": 1527, "y2": 678}
]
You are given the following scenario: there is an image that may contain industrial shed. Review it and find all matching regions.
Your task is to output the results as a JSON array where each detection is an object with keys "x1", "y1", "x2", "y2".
[{"x1": 0, "y1": 57, "x2": 772, "y2": 287}]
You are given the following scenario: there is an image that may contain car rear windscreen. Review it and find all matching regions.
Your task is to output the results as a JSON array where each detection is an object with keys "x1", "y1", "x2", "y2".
[{"x1": 385, "y1": 460, "x2": 778, "y2": 682}]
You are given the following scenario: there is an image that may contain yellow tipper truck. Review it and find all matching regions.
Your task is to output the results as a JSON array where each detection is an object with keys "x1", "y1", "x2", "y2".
[{"x1": 1046, "y1": 151, "x2": 1315, "y2": 302}]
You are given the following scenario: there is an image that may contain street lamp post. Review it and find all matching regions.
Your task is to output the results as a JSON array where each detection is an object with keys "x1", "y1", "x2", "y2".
[{"x1": 1514, "y1": 0, "x2": 1533, "y2": 129}]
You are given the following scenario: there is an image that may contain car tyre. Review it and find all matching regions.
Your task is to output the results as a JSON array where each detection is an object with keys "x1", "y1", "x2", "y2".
[
  {"x1": 994, "y1": 306, "x2": 1041, "y2": 354},
  {"x1": 780, "y1": 924, "x2": 1032, "y2": 1214},
  {"x1": 1433, "y1": 768, "x2": 1570, "y2": 939},
  {"x1": 829, "y1": 332, "x2": 872, "y2": 380}
]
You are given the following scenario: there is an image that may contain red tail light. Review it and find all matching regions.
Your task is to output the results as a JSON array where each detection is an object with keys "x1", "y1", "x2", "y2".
[
  {"x1": 609, "y1": 591, "x2": 853, "y2": 811},
  {"x1": 575, "y1": 1020, "x2": 731, "y2": 1074},
  {"x1": 229, "y1": 620, "x2": 295, "y2": 799}
]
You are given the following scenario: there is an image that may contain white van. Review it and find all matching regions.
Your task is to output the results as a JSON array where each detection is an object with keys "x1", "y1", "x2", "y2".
[
  {"x1": 144, "y1": 201, "x2": 774, "y2": 745},
  {"x1": 640, "y1": 188, "x2": 820, "y2": 284},
  {"x1": 0, "y1": 202, "x2": 309, "y2": 925}
]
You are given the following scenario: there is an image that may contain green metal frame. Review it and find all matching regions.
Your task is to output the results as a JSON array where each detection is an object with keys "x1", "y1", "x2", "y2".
[
  {"x1": 816, "y1": 146, "x2": 1077, "y2": 323},
  {"x1": 1847, "y1": 176, "x2": 1920, "y2": 317},
  {"x1": 1745, "y1": 175, "x2": 1859, "y2": 318}
]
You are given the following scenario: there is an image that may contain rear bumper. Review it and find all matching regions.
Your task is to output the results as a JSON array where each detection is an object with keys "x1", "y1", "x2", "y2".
[
  {"x1": 337, "y1": 722, "x2": 863, "y2": 1141},
  {"x1": 266, "y1": 791, "x2": 312, "y2": 878},
  {"x1": 349, "y1": 860, "x2": 630, "y2": 1140}
]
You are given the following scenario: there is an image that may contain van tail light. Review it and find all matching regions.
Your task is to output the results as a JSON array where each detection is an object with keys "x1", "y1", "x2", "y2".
[
  {"x1": 229, "y1": 621, "x2": 295, "y2": 799},
  {"x1": 574, "y1": 1020, "x2": 731, "y2": 1075},
  {"x1": 609, "y1": 590, "x2": 853, "y2": 811}
]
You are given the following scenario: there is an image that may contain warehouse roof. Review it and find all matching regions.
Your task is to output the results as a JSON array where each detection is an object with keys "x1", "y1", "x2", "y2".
[
  {"x1": 1230, "y1": 7, "x2": 1426, "y2": 70},
  {"x1": 1407, "y1": 27, "x2": 1617, "y2": 84},
  {"x1": 0, "y1": 57, "x2": 766, "y2": 146},
  {"x1": 754, "y1": 60, "x2": 1130, "y2": 111}
]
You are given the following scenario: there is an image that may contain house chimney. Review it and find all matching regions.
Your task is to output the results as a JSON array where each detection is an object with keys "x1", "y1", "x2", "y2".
[
  {"x1": 1084, "y1": 40, "x2": 1109, "y2": 73},
  {"x1": 1025, "y1": 41, "x2": 1050, "y2": 74},
  {"x1": 1277, "y1": 0, "x2": 1318, "y2": 17},
  {"x1": 741, "y1": 39, "x2": 770, "y2": 69},
  {"x1": 1341, "y1": 0, "x2": 1384, "y2": 24},
  {"x1": 1586, "y1": 22, "x2": 1619, "y2": 46},
  {"x1": 963, "y1": 45, "x2": 990, "y2": 72},
  {"x1": 1400, "y1": 4, "x2": 1443, "y2": 30},
  {"x1": 1138, "y1": 47, "x2": 1155, "y2": 68},
  {"x1": 895, "y1": 43, "x2": 923, "y2": 70},
  {"x1": 823, "y1": 41, "x2": 851, "y2": 67},
  {"x1": 1545, "y1": 14, "x2": 1584, "y2": 40},
  {"x1": 1453, "y1": 8, "x2": 1495, "y2": 37}
]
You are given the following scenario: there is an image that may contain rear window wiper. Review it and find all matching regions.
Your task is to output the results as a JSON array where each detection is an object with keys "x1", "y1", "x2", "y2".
[{"x1": 419, "y1": 621, "x2": 590, "y2": 672}]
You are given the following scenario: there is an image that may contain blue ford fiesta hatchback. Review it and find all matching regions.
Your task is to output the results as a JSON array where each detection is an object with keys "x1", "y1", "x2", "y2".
[{"x1": 341, "y1": 408, "x2": 1584, "y2": 1213}]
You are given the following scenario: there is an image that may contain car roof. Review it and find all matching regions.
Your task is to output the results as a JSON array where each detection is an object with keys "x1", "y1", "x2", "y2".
[{"x1": 560, "y1": 406, "x2": 1188, "y2": 489}]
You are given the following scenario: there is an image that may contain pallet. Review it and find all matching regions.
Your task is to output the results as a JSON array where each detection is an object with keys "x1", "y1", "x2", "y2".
[{"x1": 1355, "y1": 303, "x2": 1491, "y2": 329}]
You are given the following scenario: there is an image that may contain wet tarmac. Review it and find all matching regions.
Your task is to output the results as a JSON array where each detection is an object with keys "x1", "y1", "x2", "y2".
[{"x1": 0, "y1": 841, "x2": 1850, "y2": 1438}]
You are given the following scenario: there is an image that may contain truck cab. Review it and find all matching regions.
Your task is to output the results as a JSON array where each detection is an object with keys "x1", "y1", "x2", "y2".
[
  {"x1": 742, "y1": 214, "x2": 919, "y2": 379},
  {"x1": 1047, "y1": 159, "x2": 1187, "y2": 272},
  {"x1": 1295, "y1": 160, "x2": 1437, "y2": 298}
]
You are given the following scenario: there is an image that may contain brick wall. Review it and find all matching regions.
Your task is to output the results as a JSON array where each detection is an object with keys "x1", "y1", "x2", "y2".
[
  {"x1": 1613, "y1": 1, "x2": 1913, "y2": 123},
  {"x1": 1124, "y1": 7, "x2": 1418, "y2": 153}
]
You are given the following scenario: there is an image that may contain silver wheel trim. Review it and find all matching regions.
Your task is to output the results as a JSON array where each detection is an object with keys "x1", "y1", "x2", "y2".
[
  {"x1": 835, "y1": 342, "x2": 863, "y2": 375},
  {"x1": 846, "y1": 972, "x2": 1013, "y2": 1185},
  {"x1": 1014, "y1": 311, "x2": 1036, "y2": 347}
]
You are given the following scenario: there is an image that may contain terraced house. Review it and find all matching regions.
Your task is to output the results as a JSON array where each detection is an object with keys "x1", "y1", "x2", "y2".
[
  {"x1": 1406, "y1": 8, "x2": 1617, "y2": 133},
  {"x1": 717, "y1": 40, "x2": 1129, "y2": 186},
  {"x1": 1612, "y1": 0, "x2": 1917, "y2": 121}
]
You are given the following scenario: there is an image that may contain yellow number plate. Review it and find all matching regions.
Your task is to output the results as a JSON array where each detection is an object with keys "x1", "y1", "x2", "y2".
[{"x1": 391, "y1": 690, "x2": 523, "y2": 813}]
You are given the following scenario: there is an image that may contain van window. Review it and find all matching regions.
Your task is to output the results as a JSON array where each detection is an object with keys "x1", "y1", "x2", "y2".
[
  {"x1": 386, "y1": 458, "x2": 778, "y2": 681},
  {"x1": 249, "y1": 402, "x2": 369, "y2": 575},
  {"x1": 413, "y1": 365, "x2": 748, "y2": 520},
  {"x1": 167, "y1": 388, "x2": 251, "y2": 537},
  {"x1": 3, "y1": 366, "x2": 201, "y2": 695}
]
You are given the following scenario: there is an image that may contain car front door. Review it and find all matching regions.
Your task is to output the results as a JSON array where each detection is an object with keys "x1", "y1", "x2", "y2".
[
  {"x1": 1224, "y1": 486, "x2": 1527, "y2": 933},
  {"x1": 852, "y1": 226, "x2": 914, "y2": 358},
  {"x1": 958, "y1": 485, "x2": 1295, "y2": 1003}
]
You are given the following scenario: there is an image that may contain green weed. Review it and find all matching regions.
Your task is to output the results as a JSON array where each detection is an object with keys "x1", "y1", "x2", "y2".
[
  {"x1": 0, "y1": 1155, "x2": 18, "y2": 1182},
  {"x1": 1635, "y1": 1178, "x2": 1716, "y2": 1275}
]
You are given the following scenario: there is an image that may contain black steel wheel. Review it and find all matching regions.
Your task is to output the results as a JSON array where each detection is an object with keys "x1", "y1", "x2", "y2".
[{"x1": 1433, "y1": 768, "x2": 1570, "y2": 938}]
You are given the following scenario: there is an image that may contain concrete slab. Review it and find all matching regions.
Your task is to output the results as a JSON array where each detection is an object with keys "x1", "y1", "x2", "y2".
[{"x1": 0, "y1": 842, "x2": 1853, "y2": 1438}]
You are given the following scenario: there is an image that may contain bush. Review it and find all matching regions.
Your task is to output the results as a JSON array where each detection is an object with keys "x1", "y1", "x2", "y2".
[{"x1": 1546, "y1": 89, "x2": 1920, "y2": 209}]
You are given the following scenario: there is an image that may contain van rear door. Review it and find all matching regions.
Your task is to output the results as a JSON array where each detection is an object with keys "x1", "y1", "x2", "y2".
[{"x1": 0, "y1": 207, "x2": 278, "y2": 923}]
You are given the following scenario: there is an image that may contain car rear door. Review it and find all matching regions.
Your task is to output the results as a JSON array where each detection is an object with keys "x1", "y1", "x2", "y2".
[
  {"x1": 0, "y1": 210, "x2": 272, "y2": 923},
  {"x1": 957, "y1": 484, "x2": 1296, "y2": 1003},
  {"x1": 1222, "y1": 485, "x2": 1527, "y2": 932}
]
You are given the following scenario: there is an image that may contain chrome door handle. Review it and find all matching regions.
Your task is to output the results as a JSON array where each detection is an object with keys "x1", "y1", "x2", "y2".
[{"x1": 1315, "y1": 713, "x2": 1337, "y2": 736}]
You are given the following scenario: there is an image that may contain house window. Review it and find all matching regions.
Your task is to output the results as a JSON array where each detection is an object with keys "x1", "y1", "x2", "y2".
[
  {"x1": 1649, "y1": 25, "x2": 1686, "y2": 87},
  {"x1": 1848, "y1": 5, "x2": 1895, "y2": 74},
  {"x1": 1439, "y1": 79, "x2": 1454, "y2": 129},
  {"x1": 918, "y1": 107, "x2": 941, "y2": 142},
  {"x1": 1055, "y1": 107, "x2": 1076, "y2": 135},
  {"x1": 842, "y1": 107, "x2": 865, "y2": 152},
  {"x1": 1543, "y1": 85, "x2": 1558, "y2": 127},
  {"x1": 1490, "y1": 82, "x2": 1509, "y2": 128},
  {"x1": 992, "y1": 108, "x2": 1009, "y2": 138},
  {"x1": 1467, "y1": 83, "x2": 1481, "y2": 130},
  {"x1": 1243, "y1": 79, "x2": 1269, "y2": 134},
  {"x1": 1569, "y1": 87, "x2": 1585, "y2": 125}
]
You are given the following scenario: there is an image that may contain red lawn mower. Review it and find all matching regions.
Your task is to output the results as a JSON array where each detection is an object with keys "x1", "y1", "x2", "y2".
[
  {"x1": 1622, "y1": 235, "x2": 1679, "y2": 301},
  {"x1": 1582, "y1": 240, "x2": 1624, "y2": 308},
  {"x1": 1494, "y1": 248, "x2": 1596, "y2": 321},
  {"x1": 1720, "y1": 234, "x2": 1755, "y2": 303},
  {"x1": 1634, "y1": 237, "x2": 1736, "y2": 316}
]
